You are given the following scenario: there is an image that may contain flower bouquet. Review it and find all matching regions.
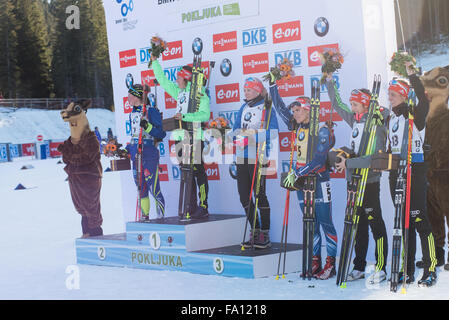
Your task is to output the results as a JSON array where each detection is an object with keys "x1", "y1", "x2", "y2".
[
  {"x1": 389, "y1": 51, "x2": 419, "y2": 77},
  {"x1": 320, "y1": 48, "x2": 344, "y2": 83},
  {"x1": 147, "y1": 36, "x2": 167, "y2": 68},
  {"x1": 206, "y1": 117, "x2": 231, "y2": 153},
  {"x1": 263, "y1": 58, "x2": 295, "y2": 83}
]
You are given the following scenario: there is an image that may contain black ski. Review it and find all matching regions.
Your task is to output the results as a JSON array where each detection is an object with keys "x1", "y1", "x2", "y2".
[
  {"x1": 301, "y1": 81, "x2": 320, "y2": 280},
  {"x1": 336, "y1": 75, "x2": 383, "y2": 288},
  {"x1": 179, "y1": 54, "x2": 204, "y2": 221}
]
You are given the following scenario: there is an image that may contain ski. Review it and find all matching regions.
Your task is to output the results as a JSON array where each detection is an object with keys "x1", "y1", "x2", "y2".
[
  {"x1": 336, "y1": 75, "x2": 383, "y2": 288},
  {"x1": 301, "y1": 81, "x2": 320, "y2": 280},
  {"x1": 241, "y1": 98, "x2": 273, "y2": 250},
  {"x1": 179, "y1": 54, "x2": 204, "y2": 221},
  {"x1": 135, "y1": 87, "x2": 148, "y2": 222},
  {"x1": 389, "y1": 92, "x2": 415, "y2": 292},
  {"x1": 400, "y1": 89, "x2": 416, "y2": 293}
]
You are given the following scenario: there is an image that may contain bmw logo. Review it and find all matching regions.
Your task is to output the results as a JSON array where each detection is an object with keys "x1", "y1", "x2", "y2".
[
  {"x1": 314, "y1": 17, "x2": 329, "y2": 37},
  {"x1": 192, "y1": 37, "x2": 203, "y2": 55},
  {"x1": 392, "y1": 120, "x2": 399, "y2": 133},
  {"x1": 352, "y1": 127, "x2": 359, "y2": 138},
  {"x1": 229, "y1": 161, "x2": 237, "y2": 180},
  {"x1": 220, "y1": 58, "x2": 232, "y2": 77},
  {"x1": 299, "y1": 131, "x2": 306, "y2": 141},
  {"x1": 244, "y1": 112, "x2": 252, "y2": 122},
  {"x1": 125, "y1": 73, "x2": 134, "y2": 89}
]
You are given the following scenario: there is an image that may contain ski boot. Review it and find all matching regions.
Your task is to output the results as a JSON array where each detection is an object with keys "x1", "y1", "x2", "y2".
[
  {"x1": 418, "y1": 270, "x2": 437, "y2": 287},
  {"x1": 367, "y1": 269, "x2": 386, "y2": 284},
  {"x1": 398, "y1": 271, "x2": 415, "y2": 284},
  {"x1": 315, "y1": 256, "x2": 336, "y2": 280},
  {"x1": 301, "y1": 256, "x2": 322, "y2": 278},
  {"x1": 254, "y1": 229, "x2": 271, "y2": 249},
  {"x1": 347, "y1": 269, "x2": 365, "y2": 281},
  {"x1": 191, "y1": 206, "x2": 209, "y2": 220},
  {"x1": 416, "y1": 247, "x2": 445, "y2": 268},
  {"x1": 140, "y1": 213, "x2": 150, "y2": 222},
  {"x1": 241, "y1": 229, "x2": 259, "y2": 249}
]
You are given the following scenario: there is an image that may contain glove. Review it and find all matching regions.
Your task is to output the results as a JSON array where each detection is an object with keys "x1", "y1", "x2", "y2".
[
  {"x1": 283, "y1": 170, "x2": 297, "y2": 189},
  {"x1": 140, "y1": 119, "x2": 153, "y2": 133},
  {"x1": 268, "y1": 71, "x2": 276, "y2": 86},
  {"x1": 117, "y1": 148, "x2": 129, "y2": 159}
]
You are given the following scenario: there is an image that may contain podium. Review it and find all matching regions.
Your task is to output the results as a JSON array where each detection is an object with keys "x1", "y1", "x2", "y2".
[{"x1": 76, "y1": 214, "x2": 302, "y2": 278}]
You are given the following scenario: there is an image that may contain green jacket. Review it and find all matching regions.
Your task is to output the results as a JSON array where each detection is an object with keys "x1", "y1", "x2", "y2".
[{"x1": 151, "y1": 60, "x2": 210, "y2": 140}]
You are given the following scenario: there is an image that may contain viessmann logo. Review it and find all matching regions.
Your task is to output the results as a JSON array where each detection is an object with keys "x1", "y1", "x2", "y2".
[
  {"x1": 273, "y1": 20, "x2": 301, "y2": 44},
  {"x1": 181, "y1": 2, "x2": 240, "y2": 24},
  {"x1": 119, "y1": 49, "x2": 137, "y2": 68},
  {"x1": 277, "y1": 76, "x2": 304, "y2": 97},
  {"x1": 242, "y1": 53, "x2": 269, "y2": 74},
  {"x1": 213, "y1": 31, "x2": 237, "y2": 53}
]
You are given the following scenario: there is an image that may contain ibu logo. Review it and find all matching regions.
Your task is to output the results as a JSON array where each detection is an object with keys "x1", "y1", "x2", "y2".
[
  {"x1": 274, "y1": 49, "x2": 302, "y2": 68},
  {"x1": 116, "y1": 0, "x2": 134, "y2": 17},
  {"x1": 242, "y1": 27, "x2": 267, "y2": 47},
  {"x1": 164, "y1": 66, "x2": 182, "y2": 82}
]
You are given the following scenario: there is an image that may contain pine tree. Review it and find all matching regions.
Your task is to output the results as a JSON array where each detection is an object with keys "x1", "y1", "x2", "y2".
[
  {"x1": 0, "y1": 0, "x2": 21, "y2": 98},
  {"x1": 15, "y1": 0, "x2": 54, "y2": 98}
]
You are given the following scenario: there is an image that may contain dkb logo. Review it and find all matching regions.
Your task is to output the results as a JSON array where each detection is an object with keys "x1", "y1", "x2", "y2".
[
  {"x1": 242, "y1": 27, "x2": 267, "y2": 47},
  {"x1": 274, "y1": 49, "x2": 302, "y2": 68}
]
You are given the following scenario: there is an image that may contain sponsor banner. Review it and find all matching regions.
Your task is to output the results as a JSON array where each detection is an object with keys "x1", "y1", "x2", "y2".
[
  {"x1": 272, "y1": 20, "x2": 301, "y2": 44},
  {"x1": 165, "y1": 92, "x2": 177, "y2": 109},
  {"x1": 204, "y1": 163, "x2": 220, "y2": 180},
  {"x1": 307, "y1": 43, "x2": 339, "y2": 67},
  {"x1": 242, "y1": 26, "x2": 267, "y2": 47},
  {"x1": 50, "y1": 142, "x2": 63, "y2": 157},
  {"x1": 278, "y1": 131, "x2": 293, "y2": 152},
  {"x1": 274, "y1": 49, "x2": 302, "y2": 68},
  {"x1": 141, "y1": 70, "x2": 158, "y2": 87},
  {"x1": 0, "y1": 143, "x2": 9, "y2": 162},
  {"x1": 119, "y1": 49, "x2": 137, "y2": 68},
  {"x1": 242, "y1": 52, "x2": 269, "y2": 75},
  {"x1": 187, "y1": 61, "x2": 211, "y2": 80},
  {"x1": 158, "y1": 164, "x2": 169, "y2": 181},
  {"x1": 123, "y1": 97, "x2": 132, "y2": 114},
  {"x1": 164, "y1": 66, "x2": 183, "y2": 82},
  {"x1": 263, "y1": 160, "x2": 278, "y2": 179},
  {"x1": 162, "y1": 40, "x2": 183, "y2": 61},
  {"x1": 217, "y1": 109, "x2": 239, "y2": 128},
  {"x1": 277, "y1": 75, "x2": 304, "y2": 97},
  {"x1": 215, "y1": 83, "x2": 240, "y2": 104},
  {"x1": 319, "y1": 101, "x2": 343, "y2": 122},
  {"x1": 167, "y1": 0, "x2": 260, "y2": 31},
  {"x1": 21, "y1": 143, "x2": 36, "y2": 157},
  {"x1": 213, "y1": 31, "x2": 238, "y2": 53}
]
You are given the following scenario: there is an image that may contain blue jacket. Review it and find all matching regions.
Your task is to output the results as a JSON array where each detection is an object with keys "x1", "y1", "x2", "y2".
[
  {"x1": 126, "y1": 106, "x2": 166, "y2": 161},
  {"x1": 270, "y1": 84, "x2": 334, "y2": 181}
]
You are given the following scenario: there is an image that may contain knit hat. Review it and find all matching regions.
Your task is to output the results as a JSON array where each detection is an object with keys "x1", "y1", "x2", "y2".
[
  {"x1": 244, "y1": 77, "x2": 264, "y2": 94},
  {"x1": 349, "y1": 89, "x2": 371, "y2": 106},
  {"x1": 388, "y1": 79, "x2": 410, "y2": 98}
]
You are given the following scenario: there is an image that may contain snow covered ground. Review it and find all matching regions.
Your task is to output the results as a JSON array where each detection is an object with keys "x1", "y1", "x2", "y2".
[{"x1": 0, "y1": 156, "x2": 448, "y2": 300}]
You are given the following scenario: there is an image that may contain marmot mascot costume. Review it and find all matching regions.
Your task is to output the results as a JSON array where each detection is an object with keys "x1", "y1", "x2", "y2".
[{"x1": 58, "y1": 100, "x2": 103, "y2": 238}]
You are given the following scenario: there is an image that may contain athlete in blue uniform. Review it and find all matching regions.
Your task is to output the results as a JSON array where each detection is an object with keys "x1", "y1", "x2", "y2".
[
  {"x1": 126, "y1": 84, "x2": 166, "y2": 221},
  {"x1": 270, "y1": 82, "x2": 338, "y2": 279}
]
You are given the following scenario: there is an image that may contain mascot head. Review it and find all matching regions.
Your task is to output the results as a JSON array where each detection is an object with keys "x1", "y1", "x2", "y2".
[
  {"x1": 420, "y1": 66, "x2": 449, "y2": 121},
  {"x1": 60, "y1": 99, "x2": 92, "y2": 141}
]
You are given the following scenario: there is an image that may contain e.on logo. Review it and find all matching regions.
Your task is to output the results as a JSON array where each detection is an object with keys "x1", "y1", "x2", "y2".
[
  {"x1": 204, "y1": 163, "x2": 220, "y2": 180},
  {"x1": 272, "y1": 20, "x2": 301, "y2": 44},
  {"x1": 308, "y1": 43, "x2": 339, "y2": 67},
  {"x1": 162, "y1": 40, "x2": 183, "y2": 61},
  {"x1": 213, "y1": 31, "x2": 238, "y2": 53},
  {"x1": 242, "y1": 52, "x2": 269, "y2": 75},
  {"x1": 123, "y1": 97, "x2": 132, "y2": 114},
  {"x1": 119, "y1": 49, "x2": 137, "y2": 68},
  {"x1": 278, "y1": 132, "x2": 293, "y2": 152},
  {"x1": 215, "y1": 83, "x2": 240, "y2": 104}
]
